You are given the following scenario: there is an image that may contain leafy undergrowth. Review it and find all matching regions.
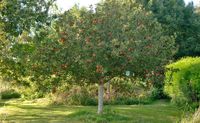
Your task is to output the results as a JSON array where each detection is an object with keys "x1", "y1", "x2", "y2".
[{"x1": 0, "y1": 99, "x2": 183, "y2": 123}]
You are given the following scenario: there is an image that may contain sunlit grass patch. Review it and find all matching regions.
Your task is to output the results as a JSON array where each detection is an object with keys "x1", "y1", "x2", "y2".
[{"x1": 0, "y1": 99, "x2": 183, "y2": 123}]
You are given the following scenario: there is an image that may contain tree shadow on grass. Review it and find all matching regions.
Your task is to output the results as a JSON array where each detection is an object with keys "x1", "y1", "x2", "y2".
[
  {"x1": 0, "y1": 99, "x2": 9, "y2": 107},
  {"x1": 2, "y1": 104, "x2": 129, "y2": 123},
  {"x1": 67, "y1": 109, "x2": 129, "y2": 123},
  {"x1": 0, "y1": 103, "x2": 76, "y2": 123},
  {"x1": 0, "y1": 102, "x2": 5, "y2": 107}
]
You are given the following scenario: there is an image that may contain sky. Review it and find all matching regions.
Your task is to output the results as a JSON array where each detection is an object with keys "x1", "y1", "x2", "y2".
[
  {"x1": 56, "y1": 0, "x2": 100, "y2": 11},
  {"x1": 56, "y1": 0, "x2": 200, "y2": 11}
]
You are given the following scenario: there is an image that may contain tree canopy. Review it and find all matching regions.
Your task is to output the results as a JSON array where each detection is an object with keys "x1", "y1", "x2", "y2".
[
  {"x1": 0, "y1": 0, "x2": 178, "y2": 114},
  {"x1": 0, "y1": 0, "x2": 56, "y2": 36},
  {"x1": 137, "y1": 0, "x2": 200, "y2": 58}
]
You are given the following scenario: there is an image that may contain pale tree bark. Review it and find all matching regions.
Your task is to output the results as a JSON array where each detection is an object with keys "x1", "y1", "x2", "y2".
[
  {"x1": 0, "y1": 84, "x2": 2, "y2": 100},
  {"x1": 97, "y1": 81, "x2": 104, "y2": 114},
  {"x1": 106, "y1": 81, "x2": 110, "y2": 101}
]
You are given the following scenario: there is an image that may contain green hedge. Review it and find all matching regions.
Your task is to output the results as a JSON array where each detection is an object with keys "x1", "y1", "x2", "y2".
[
  {"x1": 1, "y1": 89, "x2": 21, "y2": 99},
  {"x1": 164, "y1": 57, "x2": 200, "y2": 106}
]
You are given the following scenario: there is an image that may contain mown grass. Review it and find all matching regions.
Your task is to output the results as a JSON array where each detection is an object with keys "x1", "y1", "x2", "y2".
[{"x1": 0, "y1": 99, "x2": 183, "y2": 123}]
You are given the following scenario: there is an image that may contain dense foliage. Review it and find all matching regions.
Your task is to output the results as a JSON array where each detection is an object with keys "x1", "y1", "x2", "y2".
[
  {"x1": 190, "y1": 107, "x2": 200, "y2": 123},
  {"x1": 38, "y1": 0, "x2": 175, "y2": 113},
  {"x1": 137, "y1": 0, "x2": 200, "y2": 58},
  {"x1": 46, "y1": 0, "x2": 175, "y2": 82},
  {"x1": 164, "y1": 57, "x2": 200, "y2": 106},
  {"x1": 135, "y1": 0, "x2": 200, "y2": 104},
  {"x1": 0, "y1": 0, "x2": 57, "y2": 91},
  {"x1": 0, "y1": 0, "x2": 56, "y2": 36},
  {"x1": 0, "y1": 0, "x2": 176, "y2": 114},
  {"x1": 1, "y1": 0, "x2": 199, "y2": 115},
  {"x1": 182, "y1": 107, "x2": 200, "y2": 123},
  {"x1": 50, "y1": 78, "x2": 154, "y2": 106},
  {"x1": 1, "y1": 89, "x2": 21, "y2": 99}
]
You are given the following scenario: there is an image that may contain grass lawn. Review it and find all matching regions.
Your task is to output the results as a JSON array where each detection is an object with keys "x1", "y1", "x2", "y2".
[{"x1": 0, "y1": 99, "x2": 183, "y2": 123}]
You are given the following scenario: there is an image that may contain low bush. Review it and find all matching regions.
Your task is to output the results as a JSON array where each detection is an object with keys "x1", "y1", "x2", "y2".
[
  {"x1": 50, "y1": 77, "x2": 158, "y2": 106},
  {"x1": 68, "y1": 88, "x2": 97, "y2": 106},
  {"x1": 149, "y1": 87, "x2": 170, "y2": 101},
  {"x1": 164, "y1": 57, "x2": 200, "y2": 107},
  {"x1": 20, "y1": 87, "x2": 44, "y2": 100},
  {"x1": 181, "y1": 106, "x2": 200, "y2": 123},
  {"x1": 1, "y1": 89, "x2": 21, "y2": 99},
  {"x1": 105, "y1": 97, "x2": 153, "y2": 105},
  {"x1": 191, "y1": 107, "x2": 200, "y2": 123},
  {"x1": 51, "y1": 85, "x2": 98, "y2": 106}
]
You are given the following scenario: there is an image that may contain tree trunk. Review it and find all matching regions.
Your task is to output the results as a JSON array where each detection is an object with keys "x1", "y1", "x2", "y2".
[
  {"x1": 106, "y1": 81, "x2": 110, "y2": 101},
  {"x1": 97, "y1": 81, "x2": 104, "y2": 114}
]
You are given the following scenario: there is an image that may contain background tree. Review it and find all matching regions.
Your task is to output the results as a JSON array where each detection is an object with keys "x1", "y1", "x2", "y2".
[
  {"x1": 134, "y1": 0, "x2": 200, "y2": 97},
  {"x1": 0, "y1": 0, "x2": 57, "y2": 92},
  {"x1": 137, "y1": 0, "x2": 200, "y2": 58},
  {"x1": 0, "y1": 0, "x2": 56, "y2": 36}
]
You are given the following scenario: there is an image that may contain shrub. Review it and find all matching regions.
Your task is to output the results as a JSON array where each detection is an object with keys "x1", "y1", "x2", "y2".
[
  {"x1": 50, "y1": 77, "x2": 157, "y2": 106},
  {"x1": 107, "y1": 97, "x2": 153, "y2": 105},
  {"x1": 68, "y1": 88, "x2": 97, "y2": 106},
  {"x1": 149, "y1": 87, "x2": 170, "y2": 100},
  {"x1": 20, "y1": 87, "x2": 44, "y2": 100},
  {"x1": 164, "y1": 57, "x2": 200, "y2": 106},
  {"x1": 191, "y1": 107, "x2": 200, "y2": 123},
  {"x1": 51, "y1": 85, "x2": 98, "y2": 106},
  {"x1": 1, "y1": 89, "x2": 21, "y2": 99},
  {"x1": 181, "y1": 106, "x2": 200, "y2": 123}
]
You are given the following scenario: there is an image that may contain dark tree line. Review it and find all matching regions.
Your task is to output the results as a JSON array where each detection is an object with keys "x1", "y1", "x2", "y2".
[{"x1": 137, "y1": 0, "x2": 200, "y2": 58}]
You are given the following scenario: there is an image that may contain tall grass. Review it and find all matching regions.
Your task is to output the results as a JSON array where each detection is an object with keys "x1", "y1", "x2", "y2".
[{"x1": 182, "y1": 106, "x2": 200, "y2": 123}]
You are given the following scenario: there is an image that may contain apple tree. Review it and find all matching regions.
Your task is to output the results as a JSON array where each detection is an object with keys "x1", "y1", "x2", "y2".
[
  {"x1": 0, "y1": 0, "x2": 175, "y2": 114},
  {"x1": 51, "y1": 0, "x2": 175, "y2": 114}
]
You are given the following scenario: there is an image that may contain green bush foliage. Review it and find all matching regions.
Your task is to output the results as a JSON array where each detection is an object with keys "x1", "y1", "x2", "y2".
[
  {"x1": 51, "y1": 85, "x2": 98, "y2": 106},
  {"x1": 1, "y1": 89, "x2": 21, "y2": 99},
  {"x1": 181, "y1": 107, "x2": 200, "y2": 123},
  {"x1": 190, "y1": 107, "x2": 200, "y2": 123},
  {"x1": 51, "y1": 78, "x2": 154, "y2": 106},
  {"x1": 107, "y1": 97, "x2": 153, "y2": 105},
  {"x1": 149, "y1": 88, "x2": 170, "y2": 100},
  {"x1": 164, "y1": 57, "x2": 200, "y2": 106}
]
